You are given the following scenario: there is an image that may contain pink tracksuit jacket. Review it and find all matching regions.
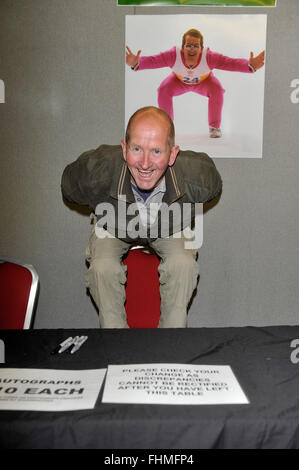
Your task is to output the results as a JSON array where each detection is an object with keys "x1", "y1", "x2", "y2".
[{"x1": 135, "y1": 46, "x2": 253, "y2": 128}]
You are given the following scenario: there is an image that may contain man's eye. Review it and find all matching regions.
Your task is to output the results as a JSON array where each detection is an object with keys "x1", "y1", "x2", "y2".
[
  {"x1": 152, "y1": 149, "x2": 161, "y2": 155},
  {"x1": 186, "y1": 44, "x2": 199, "y2": 49},
  {"x1": 132, "y1": 146, "x2": 141, "y2": 152}
]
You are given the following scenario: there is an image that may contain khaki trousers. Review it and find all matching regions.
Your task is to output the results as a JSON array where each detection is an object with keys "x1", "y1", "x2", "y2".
[{"x1": 85, "y1": 225, "x2": 200, "y2": 328}]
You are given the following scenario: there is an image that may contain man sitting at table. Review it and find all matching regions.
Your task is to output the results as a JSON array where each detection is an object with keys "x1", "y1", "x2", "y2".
[{"x1": 61, "y1": 106, "x2": 222, "y2": 328}]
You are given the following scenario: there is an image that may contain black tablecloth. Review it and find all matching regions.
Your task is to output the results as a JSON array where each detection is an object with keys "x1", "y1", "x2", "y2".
[{"x1": 1, "y1": 326, "x2": 299, "y2": 449}]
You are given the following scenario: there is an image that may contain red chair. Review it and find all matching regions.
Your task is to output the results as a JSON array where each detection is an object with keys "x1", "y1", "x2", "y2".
[
  {"x1": 123, "y1": 248, "x2": 161, "y2": 328},
  {"x1": 0, "y1": 257, "x2": 39, "y2": 329}
]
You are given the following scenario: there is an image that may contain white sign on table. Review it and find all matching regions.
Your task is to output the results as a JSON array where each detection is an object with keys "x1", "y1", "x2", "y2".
[
  {"x1": 102, "y1": 363, "x2": 249, "y2": 405},
  {"x1": 0, "y1": 368, "x2": 106, "y2": 411}
]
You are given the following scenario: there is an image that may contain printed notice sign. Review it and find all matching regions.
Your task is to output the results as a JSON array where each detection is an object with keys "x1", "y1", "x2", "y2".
[
  {"x1": 0, "y1": 368, "x2": 106, "y2": 411},
  {"x1": 102, "y1": 364, "x2": 249, "y2": 405}
]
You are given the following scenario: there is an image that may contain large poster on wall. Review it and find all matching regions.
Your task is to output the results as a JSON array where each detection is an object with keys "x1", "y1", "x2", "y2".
[
  {"x1": 125, "y1": 14, "x2": 267, "y2": 158},
  {"x1": 119, "y1": 1, "x2": 276, "y2": 6}
]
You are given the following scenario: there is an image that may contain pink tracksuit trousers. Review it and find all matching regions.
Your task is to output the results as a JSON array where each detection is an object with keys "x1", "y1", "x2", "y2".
[{"x1": 157, "y1": 72, "x2": 224, "y2": 129}]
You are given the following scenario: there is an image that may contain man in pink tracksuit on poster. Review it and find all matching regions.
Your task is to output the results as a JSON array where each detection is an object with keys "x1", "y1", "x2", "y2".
[{"x1": 126, "y1": 28, "x2": 265, "y2": 138}]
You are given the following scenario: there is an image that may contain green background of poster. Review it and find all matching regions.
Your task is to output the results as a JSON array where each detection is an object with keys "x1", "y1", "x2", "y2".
[{"x1": 118, "y1": 0, "x2": 276, "y2": 6}]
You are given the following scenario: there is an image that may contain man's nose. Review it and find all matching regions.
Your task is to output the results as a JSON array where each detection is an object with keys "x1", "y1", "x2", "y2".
[{"x1": 140, "y1": 152, "x2": 151, "y2": 169}]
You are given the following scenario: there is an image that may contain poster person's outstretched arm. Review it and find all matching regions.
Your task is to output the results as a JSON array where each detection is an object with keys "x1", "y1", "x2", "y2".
[
  {"x1": 126, "y1": 45, "x2": 176, "y2": 70},
  {"x1": 126, "y1": 45, "x2": 265, "y2": 73}
]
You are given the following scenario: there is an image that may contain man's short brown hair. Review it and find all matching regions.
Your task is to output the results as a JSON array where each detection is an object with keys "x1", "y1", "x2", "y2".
[{"x1": 181, "y1": 28, "x2": 204, "y2": 49}]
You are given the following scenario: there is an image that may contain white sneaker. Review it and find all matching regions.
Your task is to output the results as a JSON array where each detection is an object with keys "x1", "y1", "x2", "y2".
[{"x1": 209, "y1": 127, "x2": 222, "y2": 138}]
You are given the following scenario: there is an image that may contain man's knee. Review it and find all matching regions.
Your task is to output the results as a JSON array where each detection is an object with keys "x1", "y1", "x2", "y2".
[
  {"x1": 158, "y1": 76, "x2": 178, "y2": 98},
  {"x1": 158, "y1": 81, "x2": 171, "y2": 98},
  {"x1": 87, "y1": 258, "x2": 127, "y2": 286},
  {"x1": 173, "y1": 252, "x2": 198, "y2": 272},
  {"x1": 160, "y1": 251, "x2": 199, "y2": 280},
  {"x1": 207, "y1": 79, "x2": 225, "y2": 98}
]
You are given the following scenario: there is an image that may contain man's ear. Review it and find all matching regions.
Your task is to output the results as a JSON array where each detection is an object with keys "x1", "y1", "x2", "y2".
[
  {"x1": 121, "y1": 140, "x2": 127, "y2": 162},
  {"x1": 169, "y1": 145, "x2": 180, "y2": 167}
]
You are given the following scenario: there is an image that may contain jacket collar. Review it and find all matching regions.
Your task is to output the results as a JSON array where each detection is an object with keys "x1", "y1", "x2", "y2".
[{"x1": 110, "y1": 160, "x2": 185, "y2": 204}]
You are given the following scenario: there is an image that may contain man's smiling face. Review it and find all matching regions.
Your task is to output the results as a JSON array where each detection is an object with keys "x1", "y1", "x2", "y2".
[
  {"x1": 183, "y1": 35, "x2": 202, "y2": 64},
  {"x1": 121, "y1": 113, "x2": 179, "y2": 191}
]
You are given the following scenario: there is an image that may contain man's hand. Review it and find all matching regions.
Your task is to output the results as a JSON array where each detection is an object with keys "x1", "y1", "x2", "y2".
[
  {"x1": 126, "y1": 46, "x2": 141, "y2": 68},
  {"x1": 249, "y1": 50, "x2": 265, "y2": 71}
]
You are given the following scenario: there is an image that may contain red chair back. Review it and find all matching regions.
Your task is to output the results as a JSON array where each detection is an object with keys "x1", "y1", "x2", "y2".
[{"x1": 0, "y1": 259, "x2": 38, "y2": 329}]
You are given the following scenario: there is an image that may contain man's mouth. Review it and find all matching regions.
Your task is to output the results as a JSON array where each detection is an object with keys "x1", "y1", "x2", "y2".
[{"x1": 137, "y1": 169, "x2": 154, "y2": 178}]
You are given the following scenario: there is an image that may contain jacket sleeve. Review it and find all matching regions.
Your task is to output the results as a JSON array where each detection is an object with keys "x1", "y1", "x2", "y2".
[
  {"x1": 205, "y1": 157, "x2": 222, "y2": 202},
  {"x1": 207, "y1": 48, "x2": 253, "y2": 74},
  {"x1": 61, "y1": 150, "x2": 94, "y2": 206},
  {"x1": 196, "y1": 153, "x2": 222, "y2": 203},
  {"x1": 61, "y1": 145, "x2": 117, "y2": 208},
  {"x1": 178, "y1": 151, "x2": 222, "y2": 203},
  {"x1": 137, "y1": 46, "x2": 177, "y2": 71}
]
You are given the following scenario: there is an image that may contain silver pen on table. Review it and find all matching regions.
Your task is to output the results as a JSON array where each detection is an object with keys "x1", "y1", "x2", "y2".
[
  {"x1": 51, "y1": 336, "x2": 73, "y2": 355},
  {"x1": 70, "y1": 336, "x2": 88, "y2": 354}
]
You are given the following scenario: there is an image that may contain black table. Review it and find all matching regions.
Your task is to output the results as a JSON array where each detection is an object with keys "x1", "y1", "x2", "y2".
[{"x1": 1, "y1": 326, "x2": 299, "y2": 449}]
